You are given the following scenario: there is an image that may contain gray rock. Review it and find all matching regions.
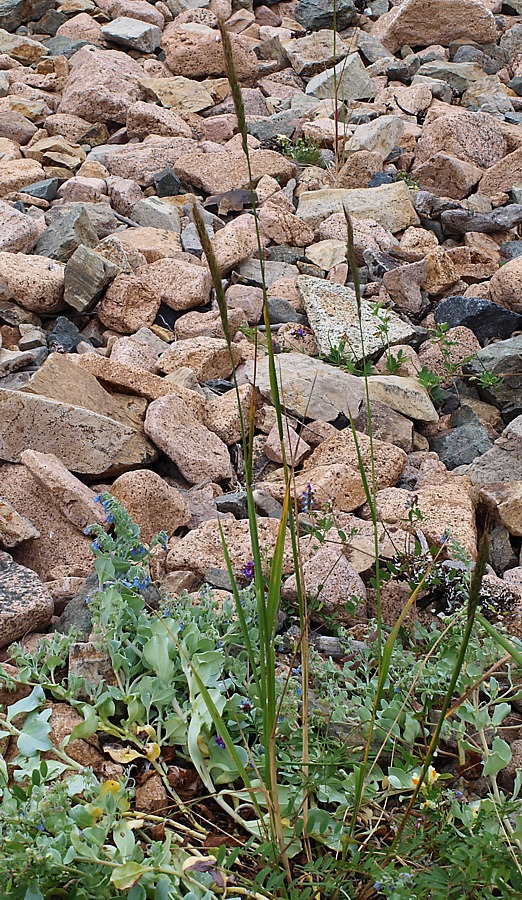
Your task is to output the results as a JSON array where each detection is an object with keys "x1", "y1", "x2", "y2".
[
  {"x1": 468, "y1": 414, "x2": 522, "y2": 485},
  {"x1": 132, "y1": 197, "x2": 181, "y2": 232},
  {"x1": 55, "y1": 573, "x2": 95, "y2": 638},
  {"x1": 464, "y1": 335, "x2": 522, "y2": 423},
  {"x1": 22, "y1": 178, "x2": 59, "y2": 202},
  {"x1": 306, "y1": 53, "x2": 376, "y2": 101},
  {"x1": 64, "y1": 245, "x2": 120, "y2": 313},
  {"x1": 296, "y1": 275, "x2": 416, "y2": 362},
  {"x1": 267, "y1": 297, "x2": 306, "y2": 325},
  {"x1": 354, "y1": 399, "x2": 414, "y2": 452},
  {"x1": 499, "y1": 240, "x2": 522, "y2": 261},
  {"x1": 488, "y1": 524, "x2": 518, "y2": 575},
  {"x1": 0, "y1": 0, "x2": 53, "y2": 31},
  {"x1": 429, "y1": 405, "x2": 493, "y2": 469},
  {"x1": 215, "y1": 490, "x2": 248, "y2": 519},
  {"x1": 453, "y1": 45, "x2": 502, "y2": 76},
  {"x1": 0, "y1": 298, "x2": 40, "y2": 327},
  {"x1": 47, "y1": 317, "x2": 82, "y2": 353},
  {"x1": 38, "y1": 7, "x2": 66, "y2": 35},
  {"x1": 357, "y1": 29, "x2": 393, "y2": 64},
  {"x1": 204, "y1": 567, "x2": 234, "y2": 591},
  {"x1": 18, "y1": 325, "x2": 46, "y2": 351},
  {"x1": 243, "y1": 351, "x2": 366, "y2": 421},
  {"x1": 35, "y1": 205, "x2": 99, "y2": 262},
  {"x1": 44, "y1": 35, "x2": 89, "y2": 59},
  {"x1": 500, "y1": 22, "x2": 522, "y2": 60},
  {"x1": 414, "y1": 191, "x2": 461, "y2": 219},
  {"x1": 0, "y1": 347, "x2": 46, "y2": 378},
  {"x1": 434, "y1": 296, "x2": 522, "y2": 345},
  {"x1": 441, "y1": 205, "x2": 522, "y2": 235},
  {"x1": 101, "y1": 17, "x2": 162, "y2": 54},
  {"x1": 416, "y1": 60, "x2": 484, "y2": 94},
  {"x1": 238, "y1": 258, "x2": 299, "y2": 287},
  {"x1": 0, "y1": 550, "x2": 54, "y2": 648},
  {"x1": 153, "y1": 168, "x2": 181, "y2": 198},
  {"x1": 247, "y1": 110, "x2": 300, "y2": 142},
  {"x1": 295, "y1": 0, "x2": 357, "y2": 30}
]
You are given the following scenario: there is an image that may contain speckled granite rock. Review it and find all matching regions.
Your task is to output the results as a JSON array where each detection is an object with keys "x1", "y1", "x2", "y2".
[{"x1": 0, "y1": 550, "x2": 54, "y2": 647}]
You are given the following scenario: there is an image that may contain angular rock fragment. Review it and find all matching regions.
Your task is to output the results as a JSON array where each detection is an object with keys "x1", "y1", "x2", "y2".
[
  {"x1": 0, "y1": 499, "x2": 39, "y2": 549},
  {"x1": 296, "y1": 275, "x2": 416, "y2": 361},
  {"x1": 145, "y1": 394, "x2": 232, "y2": 484},
  {"x1": 0, "y1": 551, "x2": 54, "y2": 647}
]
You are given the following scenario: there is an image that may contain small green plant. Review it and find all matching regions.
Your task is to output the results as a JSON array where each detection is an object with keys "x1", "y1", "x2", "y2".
[
  {"x1": 323, "y1": 337, "x2": 374, "y2": 376},
  {"x1": 394, "y1": 170, "x2": 420, "y2": 189},
  {"x1": 275, "y1": 134, "x2": 326, "y2": 168},
  {"x1": 385, "y1": 348, "x2": 409, "y2": 375}
]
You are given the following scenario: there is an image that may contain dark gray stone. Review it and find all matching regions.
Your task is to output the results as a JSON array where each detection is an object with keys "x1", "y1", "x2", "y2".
[
  {"x1": 434, "y1": 296, "x2": 522, "y2": 345},
  {"x1": 414, "y1": 190, "x2": 461, "y2": 219},
  {"x1": 500, "y1": 22, "x2": 522, "y2": 59},
  {"x1": 294, "y1": 0, "x2": 357, "y2": 30},
  {"x1": 215, "y1": 490, "x2": 248, "y2": 519},
  {"x1": 268, "y1": 245, "x2": 303, "y2": 265},
  {"x1": 500, "y1": 240, "x2": 522, "y2": 262},
  {"x1": 23, "y1": 178, "x2": 59, "y2": 202},
  {"x1": 349, "y1": 109, "x2": 379, "y2": 125},
  {"x1": 247, "y1": 109, "x2": 299, "y2": 142},
  {"x1": 508, "y1": 76, "x2": 522, "y2": 97},
  {"x1": 267, "y1": 296, "x2": 306, "y2": 324},
  {"x1": 453, "y1": 45, "x2": 501, "y2": 74},
  {"x1": 55, "y1": 572, "x2": 161, "y2": 637},
  {"x1": 47, "y1": 316, "x2": 82, "y2": 353},
  {"x1": 385, "y1": 55, "x2": 421, "y2": 83},
  {"x1": 441, "y1": 205, "x2": 522, "y2": 234},
  {"x1": 464, "y1": 335, "x2": 522, "y2": 423},
  {"x1": 37, "y1": 8, "x2": 67, "y2": 35},
  {"x1": 203, "y1": 567, "x2": 234, "y2": 591},
  {"x1": 363, "y1": 249, "x2": 400, "y2": 279},
  {"x1": 369, "y1": 172, "x2": 394, "y2": 187},
  {"x1": 43, "y1": 35, "x2": 89, "y2": 58},
  {"x1": 428, "y1": 406, "x2": 493, "y2": 469},
  {"x1": 488, "y1": 524, "x2": 518, "y2": 575},
  {"x1": 0, "y1": 297, "x2": 40, "y2": 327},
  {"x1": 35, "y1": 204, "x2": 99, "y2": 262},
  {"x1": 356, "y1": 30, "x2": 393, "y2": 64},
  {"x1": 204, "y1": 379, "x2": 234, "y2": 394},
  {"x1": 0, "y1": 0, "x2": 53, "y2": 31},
  {"x1": 64, "y1": 245, "x2": 120, "y2": 313},
  {"x1": 153, "y1": 168, "x2": 181, "y2": 197}
]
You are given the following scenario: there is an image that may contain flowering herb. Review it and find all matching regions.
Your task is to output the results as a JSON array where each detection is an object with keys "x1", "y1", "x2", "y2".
[{"x1": 240, "y1": 560, "x2": 255, "y2": 581}]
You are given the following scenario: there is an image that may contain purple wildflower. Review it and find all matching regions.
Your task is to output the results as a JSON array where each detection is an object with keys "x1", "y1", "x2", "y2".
[
  {"x1": 300, "y1": 483, "x2": 314, "y2": 513},
  {"x1": 215, "y1": 735, "x2": 226, "y2": 749},
  {"x1": 240, "y1": 560, "x2": 255, "y2": 581}
]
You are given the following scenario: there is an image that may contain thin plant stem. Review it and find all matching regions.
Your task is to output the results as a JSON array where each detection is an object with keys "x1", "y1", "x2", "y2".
[{"x1": 390, "y1": 530, "x2": 490, "y2": 851}]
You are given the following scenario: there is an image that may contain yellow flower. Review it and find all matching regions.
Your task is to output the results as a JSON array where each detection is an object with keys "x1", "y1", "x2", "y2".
[
  {"x1": 101, "y1": 779, "x2": 121, "y2": 796},
  {"x1": 427, "y1": 766, "x2": 439, "y2": 785},
  {"x1": 411, "y1": 766, "x2": 439, "y2": 789}
]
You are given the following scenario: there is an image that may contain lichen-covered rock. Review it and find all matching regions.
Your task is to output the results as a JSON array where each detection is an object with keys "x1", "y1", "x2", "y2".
[{"x1": 0, "y1": 551, "x2": 54, "y2": 647}]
